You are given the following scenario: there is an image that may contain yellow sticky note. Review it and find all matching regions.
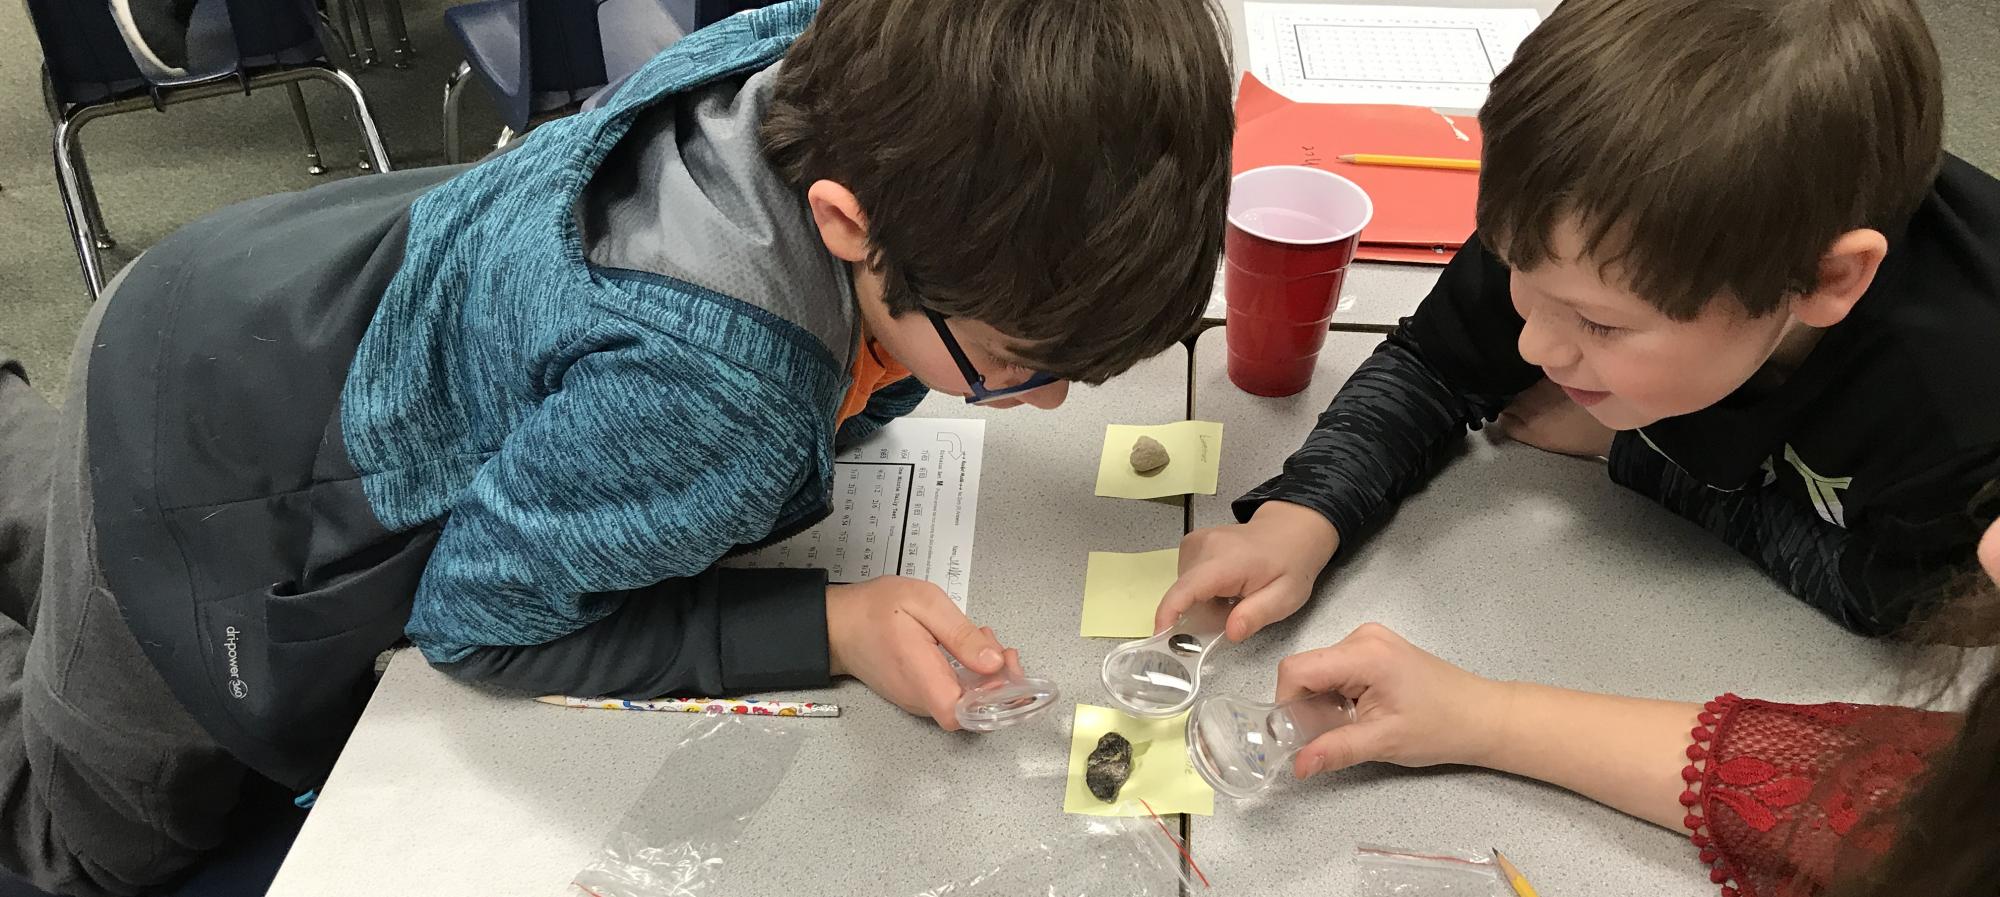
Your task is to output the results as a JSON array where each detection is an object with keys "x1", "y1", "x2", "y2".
[
  {"x1": 1081, "y1": 549, "x2": 1179, "y2": 638},
  {"x1": 1062, "y1": 704, "x2": 1213, "y2": 817},
  {"x1": 1095, "y1": 421, "x2": 1224, "y2": 499}
]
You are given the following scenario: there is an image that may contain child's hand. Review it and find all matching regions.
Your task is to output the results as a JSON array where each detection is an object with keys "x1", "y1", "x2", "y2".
[
  {"x1": 1153, "y1": 501, "x2": 1340, "y2": 642},
  {"x1": 1497, "y1": 378, "x2": 1615, "y2": 458},
  {"x1": 825, "y1": 576, "x2": 1011, "y2": 731},
  {"x1": 1276, "y1": 623, "x2": 1507, "y2": 778}
]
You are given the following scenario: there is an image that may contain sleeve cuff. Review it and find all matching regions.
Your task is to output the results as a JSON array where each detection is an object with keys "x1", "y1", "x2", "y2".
[
  {"x1": 1606, "y1": 430, "x2": 1666, "y2": 492},
  {"x1": 712, "y1": 566, "x2": 832, "y2": 693},
  {"x1": 1233, "y1": 476, "x2": 1365, "y2": 541}
]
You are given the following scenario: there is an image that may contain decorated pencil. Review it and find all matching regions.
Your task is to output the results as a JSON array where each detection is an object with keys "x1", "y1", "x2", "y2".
[{"x1": 535, "y1": 695, "x2": 840, "y2": 717}]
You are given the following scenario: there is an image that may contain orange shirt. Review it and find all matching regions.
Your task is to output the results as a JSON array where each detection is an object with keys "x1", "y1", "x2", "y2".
[{"x1": 836, "y1": 339, "x2": 913, "y2": 428}]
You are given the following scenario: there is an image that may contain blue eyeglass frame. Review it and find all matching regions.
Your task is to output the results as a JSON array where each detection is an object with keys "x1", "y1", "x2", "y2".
[{"x1": 921, "y1": 308, "x2": 1060, "y2": 405}]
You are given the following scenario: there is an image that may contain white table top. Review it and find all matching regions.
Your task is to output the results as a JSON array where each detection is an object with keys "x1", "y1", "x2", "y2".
[
  {"x1": 1204, "y1": 260, "x2": 1444, "y2": 329},
  {"x1": 1183, "y1": 327, "x2": 1909, "y2": 896},
  {"x1": 267, "y1": 347, "x2": 1195, "y2": 897}
]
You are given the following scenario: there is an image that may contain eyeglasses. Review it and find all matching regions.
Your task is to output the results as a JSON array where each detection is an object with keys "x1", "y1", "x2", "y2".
[{"x1": 922, "y1": 309, "x2": 1060, "y2": 405}]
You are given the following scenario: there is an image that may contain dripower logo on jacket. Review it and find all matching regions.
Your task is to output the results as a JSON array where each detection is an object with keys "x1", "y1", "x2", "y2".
[{"x1": 223, "y1": 626, "x2": 248, "y2": 700}]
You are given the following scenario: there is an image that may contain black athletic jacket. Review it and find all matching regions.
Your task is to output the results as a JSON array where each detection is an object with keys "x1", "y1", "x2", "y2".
[{"x1": 1237, "y1": 155, "x2": 2000, "y2": 637}]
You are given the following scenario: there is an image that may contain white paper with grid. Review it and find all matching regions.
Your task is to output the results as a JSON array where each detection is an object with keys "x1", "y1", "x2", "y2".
[{"x1": 1243, "y1": 2, "x2": 1543, "y2": 110}]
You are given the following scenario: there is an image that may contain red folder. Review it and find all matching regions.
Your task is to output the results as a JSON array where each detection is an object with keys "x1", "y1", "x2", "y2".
[{"x1": 1233, "y1": 72, "x2": 1480, "y2": 265}]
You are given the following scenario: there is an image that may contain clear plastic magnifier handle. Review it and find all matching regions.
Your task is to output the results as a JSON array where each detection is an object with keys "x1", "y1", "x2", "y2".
[
  {"x1": 940, "y1": 646, "x2": 1061, "y2": 733},
  {"x1": 1098, "y1": 597, "x2": 1237, "y2": 719},
  {"x1": 1187, "y1": 691, "x2": 1357, "y2": 798}
]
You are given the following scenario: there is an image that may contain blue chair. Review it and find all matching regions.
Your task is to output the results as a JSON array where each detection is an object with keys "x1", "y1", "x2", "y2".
[
  {"x1": 442, "y1": 0, "x2": 723, "y2": 163},
  {"x1": 573, "y1": 0, "x2": 779, "y2": 114},
  {"x1": 27, "y1": 0, "x2": 393, "y2": 300}
]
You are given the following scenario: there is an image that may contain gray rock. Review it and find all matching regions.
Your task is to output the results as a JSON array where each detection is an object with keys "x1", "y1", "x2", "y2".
[
  {"x1": 1085, "y1": 731, "x2": 1134, "y2": 802},
  {"x1": 1129, "y1": 436, "x2": 1170, "y2": 475}
]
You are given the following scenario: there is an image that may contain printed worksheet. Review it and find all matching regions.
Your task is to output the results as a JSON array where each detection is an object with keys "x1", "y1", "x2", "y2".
[
  {"x1": 1243, "y1": 2, "x2": 1543, "y2": 109},
  {"x1": 722, "y1": 418, "x2": 985, "y2": 610}
]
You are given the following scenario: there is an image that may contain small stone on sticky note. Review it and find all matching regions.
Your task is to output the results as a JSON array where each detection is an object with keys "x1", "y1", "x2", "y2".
[
  {"x1": 1095, "y1": 421, "x2": 1223, "y2": 500},
  {"x1": 1086, "y1": 732, "x2": 1134, "y2": 802},
  {"x1": 1063, "y1": 704, "x2": 1213, "y2": 816},
  {"x1": 1129, "y1": 436, "x2": 1170, "y2": 475}
]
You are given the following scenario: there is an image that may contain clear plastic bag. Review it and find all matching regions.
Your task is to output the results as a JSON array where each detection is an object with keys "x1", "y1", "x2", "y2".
[
  {"x1": 565, "y1": 712, "x2": 1203, "y2": 897},
  {"x1": 1354, "y1": 844, "x2": 1509, "y2": 896},
  {"x1": 566, "y1": 714, "x2": 805, "y2": 897},
  {"x1": 910, "y1": 815, "x2": 1205, "y2": 897}
]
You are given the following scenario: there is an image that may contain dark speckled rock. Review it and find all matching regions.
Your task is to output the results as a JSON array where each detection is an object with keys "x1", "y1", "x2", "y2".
[{"x1": 1086, "y1": 732, "x2": 1134, "y2": 802}]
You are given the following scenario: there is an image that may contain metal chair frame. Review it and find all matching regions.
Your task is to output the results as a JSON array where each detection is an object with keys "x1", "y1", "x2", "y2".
[
  {"x1": 45, "y1": 51, "x2": 391, "y2": 300},
  {"x1": 442, "y1": 59, "x2": 479, "y2": 163},
  {"x1": 444, "y1": 60, "x2": 580, "y2": 163},
  {"x1": 441, "y1": 0, "x2": 614, "y2": 164}
]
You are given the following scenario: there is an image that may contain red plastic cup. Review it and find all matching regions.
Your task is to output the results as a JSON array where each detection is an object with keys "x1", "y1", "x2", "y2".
[{"x1": 1223, "y1": 166, "x2": 1374, "y2": 397}]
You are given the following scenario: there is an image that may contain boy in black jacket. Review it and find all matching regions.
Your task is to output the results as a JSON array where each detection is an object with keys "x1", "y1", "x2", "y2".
[{"x1": 1161, "y1": 0, "x2": 2000, "y2": 641}]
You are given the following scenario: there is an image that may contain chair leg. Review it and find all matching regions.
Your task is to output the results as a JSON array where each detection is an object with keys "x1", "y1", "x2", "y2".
[
  {"x1": 443, "y1": 61, "x2": 470, "y2": 165},
  {"x1": 285, "y1": 82, "x2": 328, "y2": 175},
  {"x1": 39, "y1": 68, "x2": 113, "y2": 251},
  {"x1": 318, "y1": 8, "x2": 362, "y2": 79},
  {"x1": 304, "y1": 68, "x2": 393, "y2": 173},
  {"x1": 66, "y1": 132, "x2": 115, "y2": 251},
  {"x1": 332, "y1": 0, "x2": 361, "y2": 67},
  {"x1": 350, "y1": 0, "x2": 379, "y2": 67},
  {"x1": 380, "y1": 0, "x2": 413, "y2": 68},
  {"x1": 52, "y1": 119, "x2": 105, "y2": 302}
]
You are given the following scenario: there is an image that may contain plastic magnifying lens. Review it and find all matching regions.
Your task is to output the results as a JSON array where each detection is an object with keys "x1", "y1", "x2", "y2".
[{"x1": 1187, "y1": 691, "x2": 1356, "y2": 797}]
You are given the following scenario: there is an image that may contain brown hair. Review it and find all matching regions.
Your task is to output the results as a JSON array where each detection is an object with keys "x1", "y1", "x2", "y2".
[
  {"x1": 1476, "y1": 0, "x2": 1944, "y2": 320},
  {"x1": 1851, "y1": 665, "x2": 2000, "y2": 896},
  {"x1": 762, "y1": 0, "x2": 1234, "y2": 383},
  {"x1": 1836, "y1": 618, "x2": 2000, "y2": 895},
  {"x1": 1832, "y1": 483, "x2": 2000, "y2": 896}
]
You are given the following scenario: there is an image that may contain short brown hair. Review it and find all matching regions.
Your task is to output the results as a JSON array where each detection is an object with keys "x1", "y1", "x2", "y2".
[
  {"x1": 762, "y1": 0, "x2": 1233, "y2": 382},
  {"x1": 1476, "y1": 0, "x2": 1944, "y2": 320}
]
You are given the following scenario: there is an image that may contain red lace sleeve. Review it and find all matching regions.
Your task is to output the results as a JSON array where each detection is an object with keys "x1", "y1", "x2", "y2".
[{"x1": 1681, "y1": 694, "x2": 1961, "y2": 897}]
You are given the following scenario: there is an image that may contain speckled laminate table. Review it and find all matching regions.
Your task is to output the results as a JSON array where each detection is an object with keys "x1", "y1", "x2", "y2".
[{"x1": 1201, "y1": 260, "x2": 1446, "y2": 331}]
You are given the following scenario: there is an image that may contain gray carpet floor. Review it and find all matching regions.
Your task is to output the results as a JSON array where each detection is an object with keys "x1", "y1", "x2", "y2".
[{"x1": 2, "y1": 0, "x2": 1997, "y2": 403}]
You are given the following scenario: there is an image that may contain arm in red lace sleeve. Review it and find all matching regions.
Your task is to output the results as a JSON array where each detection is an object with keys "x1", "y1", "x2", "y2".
[{"x1": 1683, "y1": 695, "x2": 1962, "y2": 897}]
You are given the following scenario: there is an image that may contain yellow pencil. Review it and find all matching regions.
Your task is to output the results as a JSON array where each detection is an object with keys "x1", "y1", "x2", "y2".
[
  {"x1": 1336, "y1": 153, "x2": 1481, "y2": 172},
  {"x1": 1492, "y1": 849, "x2": 1540, "y2": 897}
]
